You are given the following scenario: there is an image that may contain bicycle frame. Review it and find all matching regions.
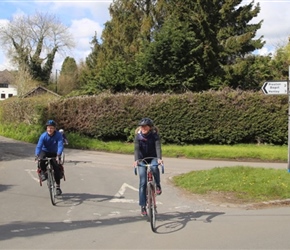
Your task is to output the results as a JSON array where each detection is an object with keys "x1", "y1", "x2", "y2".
[
  {"x1": 37, "y1": 157, "x2": 57, "y2": 205},
  {"x1": 134, "y1": 157, "x2": 164, "y2": 232}
]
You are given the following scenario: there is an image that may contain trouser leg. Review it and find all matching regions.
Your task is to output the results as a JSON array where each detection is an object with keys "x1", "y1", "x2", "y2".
[
  {"x1": 150, "y1": 158, "x2": 160, "y2": 186},
  {"x1": 51, "y1": 159, "x2": 61, "y2": 185},
  {"x1": 38, "y1": 151, "x2": 47, "y2": 172},
  {"x1": 138, "y1": 165, "x2": 147, "y2": 207}
]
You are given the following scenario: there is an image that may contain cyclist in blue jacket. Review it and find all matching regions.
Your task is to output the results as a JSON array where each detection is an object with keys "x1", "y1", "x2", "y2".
[
  {"x1": 35, "y1": 120, "x2": 64, "y2": 195},
  {"x1": 134, "y1": 117, "x2": 163, "y2": 216}
]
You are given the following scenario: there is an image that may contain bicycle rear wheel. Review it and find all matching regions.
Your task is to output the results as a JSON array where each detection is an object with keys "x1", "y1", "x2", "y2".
[
  {"x1": 47, "y1": 170, "x2": 56, "y2": 206},
  {"x1": 147, "y1": 183, "x2": 156, "y2": 232}
]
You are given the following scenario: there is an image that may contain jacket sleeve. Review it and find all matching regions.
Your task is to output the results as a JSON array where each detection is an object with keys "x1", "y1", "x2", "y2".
[
  {"x1": 155, "y1": 134, "x2": 162, "y2": 159},
  {"x1": 134, "y1": 135, "x2": 139, "y2": 161},
  {"x1": 35, "y1": 133, "x2": 44, "y2": 156}
]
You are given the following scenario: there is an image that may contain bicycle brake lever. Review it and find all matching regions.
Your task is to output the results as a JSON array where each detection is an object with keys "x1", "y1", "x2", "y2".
[
  {"x1": 161, "y1": 164, "x2": 164, "y2": 174},
  {"x1": 134, "y1": 167, "x2": 137, "y2": 175}
]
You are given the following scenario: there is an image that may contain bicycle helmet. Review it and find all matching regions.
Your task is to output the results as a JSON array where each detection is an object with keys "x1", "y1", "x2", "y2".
[
  {"x1": 46, "y1": 119, "x2": 56, "y2": 127},
  {"x1": 59, "y1": 129, "x2": 64, "y2": 133},
  {"x1": 138, "y1": 118, "x2": 154, "y2": 127}
]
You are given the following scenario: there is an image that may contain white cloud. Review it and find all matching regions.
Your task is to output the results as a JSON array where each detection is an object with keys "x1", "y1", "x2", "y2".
[
  {"x1": 249, "y1": 0, "x2": 290, "y2": 55},
  {"x1": 52, "y1": 18, "x2": 103, "y2": 70},
  {"x1": 70, "y1": 18, "x2": 103, "y2": 49},
  {"x1": 254, "y1": 47, "x2": 272, "y2": 56},
  {"x1": 0, "y1": 51, "x2": 14, "y2": 71}
]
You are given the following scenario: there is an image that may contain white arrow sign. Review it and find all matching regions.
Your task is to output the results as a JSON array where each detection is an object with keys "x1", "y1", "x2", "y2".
[{"x1": 262, "y1": 81, "x2": 288, "y2": 95}]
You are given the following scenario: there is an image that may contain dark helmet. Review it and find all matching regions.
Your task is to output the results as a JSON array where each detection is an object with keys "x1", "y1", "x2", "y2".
[
  {"x1": 46, "y1": 119, "x2": 56, "y2": 127},
  {"x1": 139, "y1": 118, "x2": 154, "y2": 127}
]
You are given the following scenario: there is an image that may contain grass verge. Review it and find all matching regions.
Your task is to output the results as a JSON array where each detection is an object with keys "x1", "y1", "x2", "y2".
[{"x1": 172, "y1": 166, "x2": 290, "y2": 203}]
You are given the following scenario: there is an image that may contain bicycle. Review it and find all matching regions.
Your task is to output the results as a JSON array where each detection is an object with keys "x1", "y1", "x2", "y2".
[
  {"x1": 37, "y1": 157, "x2": 65, "y2": 205},
  {"x1": 134, "y1": 157, "x2": 164, "y2": 232}
]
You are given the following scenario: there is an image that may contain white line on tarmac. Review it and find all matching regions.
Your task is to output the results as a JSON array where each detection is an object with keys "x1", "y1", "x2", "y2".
[
  {"x1": 110, "y1": 183, "x2": 162, "y2": 204},
  {"x1": 25, "y1": 169, "x2": 39, "y2": 182}
]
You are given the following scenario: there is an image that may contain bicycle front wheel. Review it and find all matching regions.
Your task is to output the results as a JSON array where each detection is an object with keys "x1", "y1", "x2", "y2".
[
  {"x1": 147, "y1": 183, "x2": 156, "y2": 232},
  {"x1": 47, "y1": 170, "x2": 56, "y2": 206}
]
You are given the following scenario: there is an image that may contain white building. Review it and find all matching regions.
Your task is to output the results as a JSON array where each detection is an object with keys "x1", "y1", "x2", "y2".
[
  {"x1": 0, "y1": 70, "x2": 17, "y2": 100},
  {"x1": 0, "y1": 83, "x2": 17, "y2": 100}
]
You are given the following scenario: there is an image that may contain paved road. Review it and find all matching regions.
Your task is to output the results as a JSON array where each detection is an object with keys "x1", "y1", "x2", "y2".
[{"x1": 0, "y1": 136, "x2": 289, "y2": 249}]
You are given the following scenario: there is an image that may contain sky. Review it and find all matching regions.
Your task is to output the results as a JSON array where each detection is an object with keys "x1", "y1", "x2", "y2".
[{"x1": 0, "y1": 0, "x2": 289, "y2": 72}]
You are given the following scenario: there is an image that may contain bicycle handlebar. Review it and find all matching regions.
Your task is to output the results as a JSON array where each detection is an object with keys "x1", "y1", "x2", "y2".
[
  {"x1": 134, "y1": 164, "x2": 164, "y2": 175},
  {"x1": 134, "y1": 157, "x2": 165, "y2": 175},
  {"x1": 134, "y1": 167, "x2": 137, "y2": 176},
  {"x1": 38, "y1": 157, "x2": 57, "y2": 161}
]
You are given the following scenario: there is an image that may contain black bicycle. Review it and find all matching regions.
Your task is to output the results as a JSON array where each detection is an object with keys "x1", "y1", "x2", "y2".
[
  {"x1": 37, "y1": 157, "x2": 64, "y2": 205},
  {"x1": 134, "y1": 157, "x2": 164, "y2": 232}
]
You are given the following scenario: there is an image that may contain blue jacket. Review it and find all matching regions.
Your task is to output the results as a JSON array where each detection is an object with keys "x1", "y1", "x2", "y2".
[{"x1": 35, "y1": 131, "x2": 64, "y2": 156}]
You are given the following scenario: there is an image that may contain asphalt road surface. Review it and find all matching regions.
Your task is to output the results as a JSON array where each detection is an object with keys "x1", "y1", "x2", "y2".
[{"x1": 0, "y1": 135, "x2": 289, "y2": 249}]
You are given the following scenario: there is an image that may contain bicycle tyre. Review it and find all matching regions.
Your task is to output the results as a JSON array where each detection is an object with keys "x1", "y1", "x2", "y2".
[
  {"x1": 147, "y1": 183, "x2": 156, "y2": 232},
  {"x1": 47, "y1": 170, "x2": 56, "y2": 206}
]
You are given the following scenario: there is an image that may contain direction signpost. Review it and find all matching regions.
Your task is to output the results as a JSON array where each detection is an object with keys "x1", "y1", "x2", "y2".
[
  {"x1": 262, "y1": 76, "x2": 290, "y2": 171},
  {"x1": 262, "y1": 80, "x2": 287, "y2": 95}
]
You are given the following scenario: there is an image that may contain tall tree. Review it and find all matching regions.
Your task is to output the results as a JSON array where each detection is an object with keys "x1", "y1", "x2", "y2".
[
  {"x1": 99, "y1": 0, "x2": 168, "y2": 66},
  {"x1": 58, "y1": 57, "x2": 79, "y2": 95},
  {"x1": 215, "y1": 0, "x2": 264, "y2": 89},
  {"x1": 135, "y1": 0, "x2": 264, "y2": 92},
  {"x1": 84, "y1": 0, "x2": 264, "y2": 93},
  {"x1": 83, "y1": 0, "x2": 161, "y2": 93},
  {"x1": 78, "y1": 33, "x2": 103, "y2": 94},
  {"x1": 270, "y1": 41, "x2": 290, "y2": 80},
  {"x1": 135, "y1": 16, "x2": 206, "y2": 92},
  {"x1": 0, "y1": 11, "x2": 75, "y2": 84},
  {"x1": 164, "y1": 0, "x2": 264, "y2": 90},
  {"x1": 85, "y1": 32, "x2": 102, "y2": 70}
]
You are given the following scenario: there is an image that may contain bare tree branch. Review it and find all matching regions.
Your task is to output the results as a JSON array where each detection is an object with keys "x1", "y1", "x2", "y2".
[{"x1": 0, "y1": 11, "x2": 75, "y2": 84}]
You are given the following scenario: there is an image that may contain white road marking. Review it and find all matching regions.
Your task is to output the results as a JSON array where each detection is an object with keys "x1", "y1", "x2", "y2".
[
  {"x1": 110, "y1": 183, "x2": 162, "y2": 204},
  {"x1": 25, "y1": 169, "x2": 39, "y2": 182},
  {"x1": 108, "y1": 211, "x2": 120, "y2": 216},
  {"x1": 11, "y1": 226, "x2": 50, "y2": 233},
  {"x1": 110, "y1": 183, "x2": 138, "y2": 203},
  {"x1": 63, "y1": 220, "x2": 72, "y2": 224},
  {"x1": 116, "y1": 183, "x2": 139, "y2": 195},
  {"x1": 64, "y1": 205, "x2": 76, "y2": 223},
  {"x1": 25, "y1": 169, "x2": 79, "y2": 224}
]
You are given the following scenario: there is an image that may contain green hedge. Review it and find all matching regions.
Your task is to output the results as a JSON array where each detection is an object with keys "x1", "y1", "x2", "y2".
[
  {"x1": 0, "y1": 95, "x2": 51, "y2": 125},
  {"x1": 0, "y1": 89, "x2": 287, "y2": 145},
  {"x1": 47, "y1": 90, "x2": 287, "y2": 145}
]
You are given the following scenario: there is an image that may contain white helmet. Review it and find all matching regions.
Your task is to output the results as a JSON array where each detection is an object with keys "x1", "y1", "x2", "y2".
[{"x1": 59, "y1": 129, "x2": 64, "y2": 133}]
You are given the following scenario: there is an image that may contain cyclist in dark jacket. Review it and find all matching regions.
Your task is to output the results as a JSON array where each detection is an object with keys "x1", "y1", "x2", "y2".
[
  {"x1": 134, "y1": 117, "x2": 163, "y2": 216},
  {"x1": 35, "y1": 120, "x2": 64, "y2": 195}
]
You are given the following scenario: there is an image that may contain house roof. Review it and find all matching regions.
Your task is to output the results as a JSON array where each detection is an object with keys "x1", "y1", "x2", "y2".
[
  {"x1": 0, "y1": 70, "x2": 15, "y2": 84},
  {"x1": 22, "y1": 86, "x2": 61, "y2": 98}
]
